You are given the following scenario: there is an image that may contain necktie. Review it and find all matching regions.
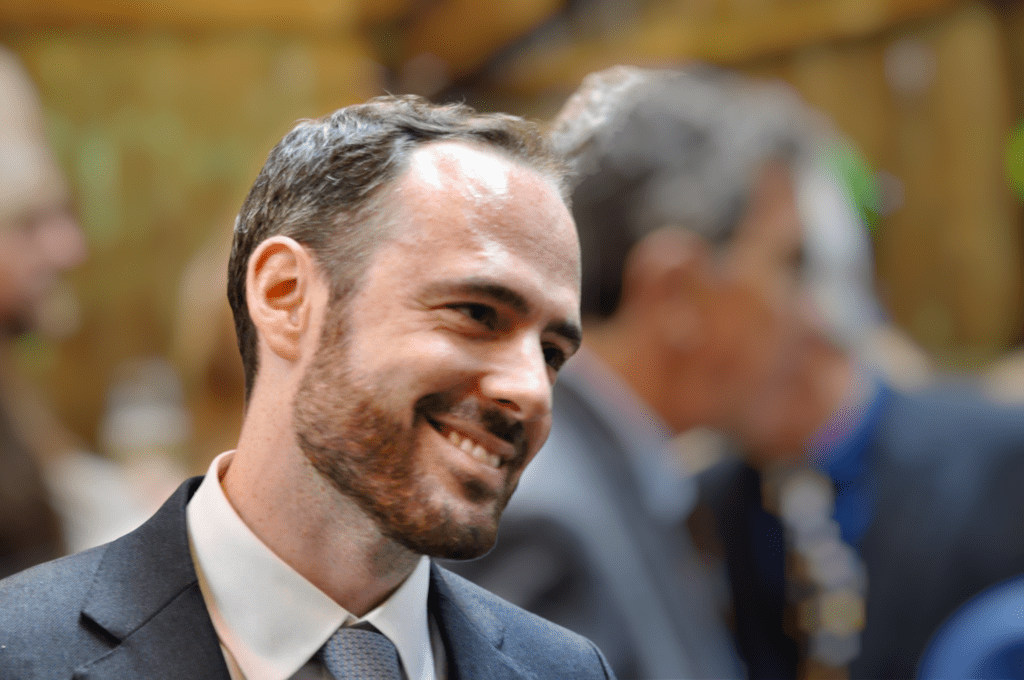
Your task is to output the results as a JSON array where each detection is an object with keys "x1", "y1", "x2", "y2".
[
  {"x1": 322, "y1": 626, "x2": 404, "y2": 680},
  {"x1": 763, "y1": 464, "x2": 867, "y2": 680}
]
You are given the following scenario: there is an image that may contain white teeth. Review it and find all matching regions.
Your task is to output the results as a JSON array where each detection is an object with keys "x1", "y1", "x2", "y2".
[
  {"x1": 443, "y1": 426, "x2": 501, "y2": 469},
  {"x1": 469, "y1": 444, "x2": 501, "y2": 469}
]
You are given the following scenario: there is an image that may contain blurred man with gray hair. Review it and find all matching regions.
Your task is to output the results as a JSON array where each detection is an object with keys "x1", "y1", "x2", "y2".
[
  {"x1": 454, "y1": 62, "x2": 1024, "y2": 680},
  {"x1": 448, "y1": 64, "x2": 822, "y2": 679}
]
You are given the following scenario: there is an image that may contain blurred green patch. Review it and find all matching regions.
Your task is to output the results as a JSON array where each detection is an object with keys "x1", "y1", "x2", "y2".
[
  {"x1": 1005, "y1": 122, "x2": 1024, "y2": 200},
  {"x1": 822, "y1": 139, "x2": 882, "y2": 234}
]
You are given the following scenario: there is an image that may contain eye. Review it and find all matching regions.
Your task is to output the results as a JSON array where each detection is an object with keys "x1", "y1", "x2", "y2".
[
  {"x1": 451, "y1": 303, "x2": 499, "y2": 329},
  {"x1": 543, "y1": 344, "x2": 568, "y2": 371}
]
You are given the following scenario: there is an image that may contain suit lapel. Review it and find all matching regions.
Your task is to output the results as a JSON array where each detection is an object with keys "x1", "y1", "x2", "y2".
[
  {"x1": 73, "y1": 480, "x2": 541, "y2": 679},
  {"x1": 74, "y1": 582, "x2": 228, "y2": 680},
  {"x1": 74, "y1": 478, "x2": 230, "y2": 680},
  {"x1": 429, "y1": 564, "x2": 537, "y2": 680}
]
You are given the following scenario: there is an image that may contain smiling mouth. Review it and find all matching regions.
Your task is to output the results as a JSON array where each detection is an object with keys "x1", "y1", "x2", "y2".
[{"x1": 427, "y1": 418, "x2": 503, "y2": 469}]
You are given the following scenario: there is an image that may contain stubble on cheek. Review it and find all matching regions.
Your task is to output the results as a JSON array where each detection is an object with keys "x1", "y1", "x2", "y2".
[
  {"x1": 293, "y1": 362, "x2": 510, "y2": 560},
  {"x1": 291, "y1": 301, "x2": 527, "y2": 559}
]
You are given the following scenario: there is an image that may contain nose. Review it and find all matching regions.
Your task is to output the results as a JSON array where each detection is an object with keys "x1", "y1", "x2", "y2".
[
  {"x1": 38, "y1": 208, "x2": 87, "y2": 271},
  {"x1": 479, "y1": 335, "x2": 553, "y2": 423}
]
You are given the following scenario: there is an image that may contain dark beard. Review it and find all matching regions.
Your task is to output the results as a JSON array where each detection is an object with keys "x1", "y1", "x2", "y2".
[{"x1": 292, "y1": 326, "x2": 518, "y2": 560}]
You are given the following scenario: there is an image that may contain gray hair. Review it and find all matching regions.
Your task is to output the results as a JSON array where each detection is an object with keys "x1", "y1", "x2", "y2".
[{"x1": 551, "y1": 65, "x2": 817, "y2": 318}]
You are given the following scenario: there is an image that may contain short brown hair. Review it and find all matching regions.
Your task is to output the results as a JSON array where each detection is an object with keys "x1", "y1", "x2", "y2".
[{"x1": 228, "y1": 94, "x2": 566, "y2": 400}]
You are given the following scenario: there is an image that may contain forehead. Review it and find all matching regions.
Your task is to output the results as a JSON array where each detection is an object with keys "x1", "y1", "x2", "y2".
[
  {"x1": 724, "y1": 163, "x2": 801, "y2": 262},
  {"x1": 377, "y1": 140, "x2": 581, "y2": 294}
]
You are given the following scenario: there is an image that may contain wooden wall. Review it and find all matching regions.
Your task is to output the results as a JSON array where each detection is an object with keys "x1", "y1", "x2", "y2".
[
  {"x1": 1, "y1": 9, "x2": 386, "y2": 461},
  {"x1": 3, "y1": 0, "x2": 1022, "y2": 461}
]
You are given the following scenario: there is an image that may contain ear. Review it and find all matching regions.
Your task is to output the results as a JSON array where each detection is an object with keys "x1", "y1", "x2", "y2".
[
  {"x1": 622, "y1": 228, "x2": 714, "y2": 353},
  {"x1": 246, "y1": 235, "x2": 322, "y2": 363}
]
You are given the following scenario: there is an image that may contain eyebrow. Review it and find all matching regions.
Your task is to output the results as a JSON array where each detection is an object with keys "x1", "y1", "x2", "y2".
[{"x1": 422, "y1": 278, "x2": 583, "y2": 351}]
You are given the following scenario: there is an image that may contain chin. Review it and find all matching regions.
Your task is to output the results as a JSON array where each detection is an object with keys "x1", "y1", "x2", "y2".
[{"x1": 387, "y1": 508, "x2": 501, "y2": 561}]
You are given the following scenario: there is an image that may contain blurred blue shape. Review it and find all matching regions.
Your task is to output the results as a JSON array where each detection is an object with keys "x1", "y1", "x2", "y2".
[{"x1": 919, "y1": 575, "x2": 1024, "y2": 679}]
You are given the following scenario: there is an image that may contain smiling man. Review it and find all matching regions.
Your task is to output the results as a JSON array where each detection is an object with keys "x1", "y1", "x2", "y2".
[{"x1": 0, "y1": 96, "x2": 611, "y2": 680}]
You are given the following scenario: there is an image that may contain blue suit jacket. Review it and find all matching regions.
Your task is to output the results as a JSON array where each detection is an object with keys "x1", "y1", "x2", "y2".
[
  {"x1": 0, "y1": 477, "x2": 615, "y2": 679},
  {"x1": 702, "y1": 386, "x2": 1024, "y2": 679}
]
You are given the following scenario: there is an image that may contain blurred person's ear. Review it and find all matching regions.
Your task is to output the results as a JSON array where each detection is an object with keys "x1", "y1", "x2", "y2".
[
  {"x1": 620, "y1": 227, "x2": 716, "y2": 354},
  {"x1": 245, "y1": 236, "x2": 324, "y2": 364}
]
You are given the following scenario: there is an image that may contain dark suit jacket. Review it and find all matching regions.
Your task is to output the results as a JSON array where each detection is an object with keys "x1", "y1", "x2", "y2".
[
  {"x1": 447, "y1": 372, "x2": 741, "y2": 679},
  {"x1": 0, "y1": 477, "x2": 615, "y2": 679},
  {"x1": 702, "y1": 386, "x2": 1024, "y2": 680}
]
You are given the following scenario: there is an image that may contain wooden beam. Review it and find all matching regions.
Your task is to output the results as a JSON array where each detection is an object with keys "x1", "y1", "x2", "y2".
[
  {"x1": 0, "y1": 0, "x2": 363, "y2": 33},
  {"x1": 401, "y1": 0, "x2": 563, "y2": 79},
  {"x1": 494, "y1": 0, "x2": 967, "y2": 96}
]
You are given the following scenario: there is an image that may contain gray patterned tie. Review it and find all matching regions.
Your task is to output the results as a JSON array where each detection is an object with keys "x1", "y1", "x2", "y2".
[{"x1": 322, "y1": 626, "x2": 404, "y2": 680}]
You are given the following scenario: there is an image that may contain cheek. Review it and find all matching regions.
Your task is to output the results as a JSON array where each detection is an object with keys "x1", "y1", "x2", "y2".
[
  {"x1": 714, "y1": 288, "x2": 775, "y2": 369},
  {"x1": 347, "y1": 330, "x2": 483, "y2": 408},
  {"x1": 524, "y1": 419, "x2": 552, "y2": 461}
]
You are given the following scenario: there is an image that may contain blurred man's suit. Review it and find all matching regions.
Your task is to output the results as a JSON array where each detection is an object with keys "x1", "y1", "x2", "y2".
[
  {"x1": 702, "y1": 384, "x2": 1024, "y2": 679},
  {"x1": 448, "y1": 352, "x2": 742, "y2": 679},
  {"x1": 0, "y1": 476, "x2": 614, "y2": 678}
]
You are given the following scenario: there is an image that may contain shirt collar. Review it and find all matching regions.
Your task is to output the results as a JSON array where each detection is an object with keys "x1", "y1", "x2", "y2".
[
  {"x1": 187, "y1": 451, "x2": 434, "y2": 680},
  {"x1": 560, "y1": 347, "x2": 697, "y2": 523}
]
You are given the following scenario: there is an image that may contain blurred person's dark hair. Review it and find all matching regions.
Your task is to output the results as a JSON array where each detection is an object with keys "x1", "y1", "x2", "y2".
[
  {"x1": 550, "y1": 65, "x2": 813, "y2": 319},
  {"x1": 228, "y1": 94, "x2": 567, "y2": 401}
]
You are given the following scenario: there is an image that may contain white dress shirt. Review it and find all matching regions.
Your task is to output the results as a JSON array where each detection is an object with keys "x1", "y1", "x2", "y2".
[{"x1": 187, "y1": 451, "x2": 443, "y2": 680}]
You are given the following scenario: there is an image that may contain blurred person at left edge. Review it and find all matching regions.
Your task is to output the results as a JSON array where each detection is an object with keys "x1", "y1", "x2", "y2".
[{"x1": 0, "y1": 45, "x2": 86, "y2": 578}]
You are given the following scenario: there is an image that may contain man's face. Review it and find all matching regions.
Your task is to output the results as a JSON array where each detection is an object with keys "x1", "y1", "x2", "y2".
[
  {"x1": 0, "y1": 200, "x2": 85, "y2": 336},
  {"x1": 699, "y1": 162, "x2": 815, "y2": 431},
  {"x1": 293, "y1": 141, "x2": 582, "y2": 560}
]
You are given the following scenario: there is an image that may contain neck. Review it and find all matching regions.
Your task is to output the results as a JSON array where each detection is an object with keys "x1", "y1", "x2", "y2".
[
  {"x1": 814, "y1": 352, "x2": 867, "y2": 440},
  {"x1": 223, "y1": 390, "x2": 420, "y2": 616}
]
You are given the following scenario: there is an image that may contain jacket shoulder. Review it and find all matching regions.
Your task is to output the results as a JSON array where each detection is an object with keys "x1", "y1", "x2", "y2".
[
  {"x1": 0, "y1": 544, "x2": 105, "y2": 623},
  {"x1": 0, "y1": 545, "x2": 110, "y2": 677},
  {"x1": 880, "y1": 388, "x2": 1024, "y2": 456}
]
